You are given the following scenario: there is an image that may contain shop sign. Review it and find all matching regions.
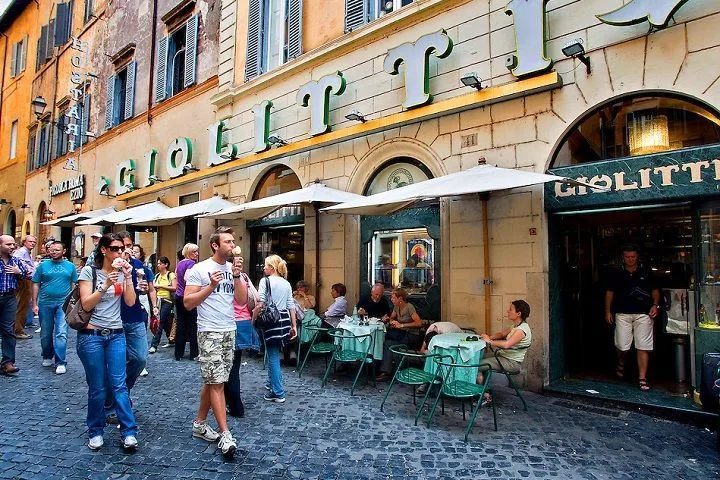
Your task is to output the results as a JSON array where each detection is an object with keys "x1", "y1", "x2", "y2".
[
  {"x1": 63, "y1": 37, "x2": 93, "y2": 171},
  {"x1": 50, "y1": 174, "x2": 86, "y2": 201},
  {"x1": 545, "y1": 145, "x2": 720, "y2": 211},
  {"x1": 597, "y1": 0, "x2": 691, "y2": 29}
]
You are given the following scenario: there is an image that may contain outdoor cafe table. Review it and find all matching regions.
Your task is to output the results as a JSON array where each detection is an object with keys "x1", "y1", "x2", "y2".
[
  {"x1": 423, "y1": 333, "x2": 487, "y2": 384},
  {"x1": 300, "y1": 309, "x2": 323, "y2": 343},
  {"x1": 335, "y1": 317, "x2": 387, "y2": 360}
]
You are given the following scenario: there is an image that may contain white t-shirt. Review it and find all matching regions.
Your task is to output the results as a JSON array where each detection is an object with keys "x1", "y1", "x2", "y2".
[{"x1": 185, "y1": 258, "x2": 236, "y2": 332}]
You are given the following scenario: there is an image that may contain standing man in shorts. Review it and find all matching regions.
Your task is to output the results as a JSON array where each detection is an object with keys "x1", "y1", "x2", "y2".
[
  {"x1": 184, "y1": 227, "x2": 247, "y2": 457},
  {"x1": 605, "y1": 245, "x2": 660, "y2": 391}
]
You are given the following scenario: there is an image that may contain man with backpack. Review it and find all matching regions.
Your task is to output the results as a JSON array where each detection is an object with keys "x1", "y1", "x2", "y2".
[{"x1": 32, "y1": 241, "x2": 77, "y2": 374}]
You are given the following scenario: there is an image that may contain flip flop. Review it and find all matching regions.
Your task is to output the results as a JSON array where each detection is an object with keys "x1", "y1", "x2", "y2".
[{"x1": 639, "y1": 379, "x2": 651, "y2": 391}]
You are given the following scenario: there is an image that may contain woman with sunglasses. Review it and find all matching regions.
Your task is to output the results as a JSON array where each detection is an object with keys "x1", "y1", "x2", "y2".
[{"x1": 77, "y1": 233, "x2": 138, "y2": 451}]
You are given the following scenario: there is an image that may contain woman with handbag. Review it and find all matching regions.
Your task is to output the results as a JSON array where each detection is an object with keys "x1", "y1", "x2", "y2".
[
  {"x1": 149, "y1": 256, "x2": 176, "y2": 353},
  {"x1": 225, "y1": 272, "x2": 260, "y2": 417},
  {"x1": 77, "y1": 233, "x2": 139, "y2": 451},
  {"x1": 256, "y1": 254, "x2": 297, "y2": 403}
]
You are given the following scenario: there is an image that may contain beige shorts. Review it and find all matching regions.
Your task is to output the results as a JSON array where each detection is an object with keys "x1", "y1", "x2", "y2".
[
  {"x1": 614, "y1": 313, "x2": 654, "y2": 351},
  {"x1": 197, "y1": 330, "x2": 235, "y2": 384}
]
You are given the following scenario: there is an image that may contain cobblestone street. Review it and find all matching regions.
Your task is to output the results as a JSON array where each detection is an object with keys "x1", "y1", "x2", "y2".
[{"x1": 0, "y1": 331, "x2": 718, "y2": 480}]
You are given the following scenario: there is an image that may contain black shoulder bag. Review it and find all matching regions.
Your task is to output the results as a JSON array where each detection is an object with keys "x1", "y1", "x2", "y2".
[{"x1": 256, "y1": 277, "x2": 282, "y2": 330}]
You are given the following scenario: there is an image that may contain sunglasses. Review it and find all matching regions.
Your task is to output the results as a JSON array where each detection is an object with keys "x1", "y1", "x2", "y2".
[
  {"x1": 464, "y1": 336, "x2": 479, "y2": 342},
  {"x1": 107, "y1": 246, "x2": 123, "y2": 252}
]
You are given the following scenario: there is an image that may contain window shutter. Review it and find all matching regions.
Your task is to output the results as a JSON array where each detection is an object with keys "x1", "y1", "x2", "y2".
[
  {"x1": 155, "y1": 36, "x2": 168, "y2": 102},
  {"x1": 10, "y1": 43, "x2": 17, "y2": 77},
  {"x1": 54, "y1": 113, "x2": 63, "y2": 158},
  {"x1": 55, "y1": 3, "x2": 69, "y2": 46},
  {"x1": 344, "y1": 0, "x2": 367, "y2": 32},
  {"x1": 184, "y1": 14, "x2": 199, "y2": 88},
  {"x1": 287, "y1": 0, "x2": 302, "y2": 60},
  {"x1": 46, "y1": 19, "x2": 55, "y2": 61},
  {"x1": 105, "y1": 75, "x2": 115, "y2": 129},
  {"x1": 124, "y1": 61, "x2": 136, "y2": 121},
  {"x1": 27, "y1": 133, "x2": 36, "y2": 172},
  {"x1": 37, "y1": 25, "x2": 48, "y2": 68},
  {"x1": 81, "y1": 94, "x2": 91, "y2": 144},
  {"x1": 245, "y1": 0, "x2": 263, "y2": 81},
  {"x1": 20, "y1": 36, "x2": 27, "y2": 72}
]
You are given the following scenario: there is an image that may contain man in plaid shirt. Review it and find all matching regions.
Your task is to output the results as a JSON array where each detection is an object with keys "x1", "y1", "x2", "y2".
[
  {"x1": 12, "y1": 235, "x2": 37, "y2": 339},
  {"x1": 0, "y1": 235, "x2": 29, "y2": 375}
]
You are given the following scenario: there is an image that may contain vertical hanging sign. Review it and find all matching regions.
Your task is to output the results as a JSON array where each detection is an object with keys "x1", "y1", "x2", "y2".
[{"x1": 63, "y1": 37, "x2": 90, "y2": 171}]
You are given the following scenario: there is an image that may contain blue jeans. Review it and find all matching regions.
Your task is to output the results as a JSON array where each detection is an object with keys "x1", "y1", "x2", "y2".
[
  {"x1": 25, "y1": 306, "x2": 34, "y2": 327},
  {"x1": 266, "y1": 345, "x2": 285, "y2": 397},
  {"x1": 0, "y1": 294, "x2": 17, "y2": 366},
  {"x1": 39, "y1": 301, "x2": 68, "y2": 366},
  {"x1": 76, "y1": 332, "x2": 137, "y2": 439},
  {"x1": 104, "y1": 321, "x2": 148, "y2": 415}
]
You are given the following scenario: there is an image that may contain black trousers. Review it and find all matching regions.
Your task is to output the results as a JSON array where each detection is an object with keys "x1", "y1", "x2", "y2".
[
  {"x1": 224, "y1": 350, "x2": 245, "y2": 417},
  {"x1": 151, "y1": 300, "x2": 174, "y2": 348},
  {"x1": 174, "y1": 296, "x2": 198, "y2": 359}
]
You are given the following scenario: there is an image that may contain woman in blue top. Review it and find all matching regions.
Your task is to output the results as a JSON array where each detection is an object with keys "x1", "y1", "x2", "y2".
[
  {"x1": 77, "y1": 233, "x2": 138, "y2": 452},
  {"x1": 256, "y1": 254, "x2": 297, "y2": 403}
]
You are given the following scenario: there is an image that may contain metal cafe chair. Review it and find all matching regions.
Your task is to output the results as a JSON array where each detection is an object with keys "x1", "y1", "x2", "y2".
[
  {"x1": 484, "y1": 345, "x2": 528, "y2": 411},
  {"x1": 297, "y1": 323, "x2": 336, "y2": 378},
  {"x1": 423, "y1": 355, "x2": 497, "y2": 442},
  {"x1": 379, "y1": 345, "x2": 439, "y2": 422},
  {"x1": 322, "y1": 328, "x2": 374, "y2": 395}
]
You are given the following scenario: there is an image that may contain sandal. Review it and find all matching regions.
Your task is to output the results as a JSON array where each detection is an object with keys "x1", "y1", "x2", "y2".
[
  {"x1": 638, "y1": 379, "x2": 651, "y2": 391},
  {"x1": 615, "y1": 363, "x2": 625, "y2": 379},
  {"x1": 481, "y1": 393, "x2": 492, "y2": 407}
]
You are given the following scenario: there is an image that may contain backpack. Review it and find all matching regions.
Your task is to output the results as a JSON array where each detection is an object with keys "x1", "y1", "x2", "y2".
[
  {"x1": 255, "y1": 277, "x2": 282, "y2": 330},
  {"x1": 63, "y1": 266, "x2": 97, "y2": 330}
]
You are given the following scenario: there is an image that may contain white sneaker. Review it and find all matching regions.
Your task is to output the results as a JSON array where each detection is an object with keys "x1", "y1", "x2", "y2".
[
  {"x1": 192, "y1": 421, "x2": 220, "y2": 442},
  {"x1": 218, "y1": 431, "x2": 237, "y2": 456},
  {"x1": 55, "y1": 365, "x2": 66, "y2": 375},
  {"x1": 122, "y1": 435, "x2": 138, "y2": 451},
  {"x1": 88, "y1": 435, "x2": 103, "y2": 451},
  {"x1": 34, "y1": 327, "x2": 42, "y2": 333},
  {"x1": 42, "y1": 359, "x2": 53, "y2": 367},
  {"x1": 148, "y1": 347, "x2": 156, "y2": 354},
  {"x1": 140, "y1": 368, "x2": 148, "y2": 377}
]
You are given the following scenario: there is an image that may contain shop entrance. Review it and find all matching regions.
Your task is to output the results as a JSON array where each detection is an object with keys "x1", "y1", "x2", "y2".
[
  {"x1": 249, "y1": 225, "x2": 304, "y2": 288},
  {"x1": 551, "y1": 204, "x2": 694, "y2": 396}
]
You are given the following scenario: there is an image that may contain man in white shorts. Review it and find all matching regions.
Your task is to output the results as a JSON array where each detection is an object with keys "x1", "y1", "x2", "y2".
[
  {"x1": 184, "y1": 227, "x2": 248, "y2": 457},
  {"x1": 605, "y1": 245, "x2": 660, "y2": 391}
]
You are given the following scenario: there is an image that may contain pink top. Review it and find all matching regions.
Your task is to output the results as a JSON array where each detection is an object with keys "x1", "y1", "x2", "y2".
[{"x1": 233, "y1": 299, "x2": 252, "y2": 321}]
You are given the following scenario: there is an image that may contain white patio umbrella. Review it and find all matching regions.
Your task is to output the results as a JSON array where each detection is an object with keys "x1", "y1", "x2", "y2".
[
  {"x1": 41, "y1": 207, "x2": 117, "y2": 226},
  {"x1": 322, "y1": 164, "x2": 590, "y2": 215},
  {"x1": 200, "y1": 183, "x2": 364, "y2": 220},
  {"x1": 76, "y1": 201, "x2": 170, "y2": 226},
  {"x1": 123, "y1": 195, "x2": 235, "y2": 226},
  {"x1": 321, "y1": 164, "x2": 597, "y2": 331},
  {"x1": 200, "y1": 183, "x2": 365, "y2": 293}
]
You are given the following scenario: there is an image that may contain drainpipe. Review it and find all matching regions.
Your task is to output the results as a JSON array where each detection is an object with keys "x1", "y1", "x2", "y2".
[
  {"x1": 314, "y1": 203, "x2": 321, "y2": 312},
  {"x1": 146, "y1": 0, "x2": 158, "y2": 125}
]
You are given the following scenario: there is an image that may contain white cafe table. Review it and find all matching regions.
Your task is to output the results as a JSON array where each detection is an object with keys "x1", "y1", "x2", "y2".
[{"x1": 335, "y1": 318, "x2": 387, "y2": 360}]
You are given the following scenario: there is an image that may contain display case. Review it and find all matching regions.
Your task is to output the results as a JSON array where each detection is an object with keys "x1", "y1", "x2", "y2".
[{"x1": 697, "y1": 205, "x2": 720, "y2": 329}]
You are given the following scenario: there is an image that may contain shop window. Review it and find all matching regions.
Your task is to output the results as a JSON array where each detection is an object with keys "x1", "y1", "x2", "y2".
[
  {"x1": 155, "y1": 15, "x2": 198, "y2": 102},
  {"x1": 345, "y1": 0, "x2": 413, "y2": 32},
  {"x1": 9, "y1": 121, "x2": 18, "y2": 160},
  {"x1": 105, "y1": 61, "x2": 136, "y2": 129},
  {"x1": 10, "y1": 36, "x2": 27, "y2": 77},
  {"x1": 252, "y1": 165, "x2": 302, "y2": 200},
  {"x1": 244, "y1": 0, "x2": 302, "y2": 81},
  {"x1": 180, "y1": 193, "x2": 200, "y2": 245},
  {"x1": 552, "y1": 94, "x2": 720, "y2": 168}
]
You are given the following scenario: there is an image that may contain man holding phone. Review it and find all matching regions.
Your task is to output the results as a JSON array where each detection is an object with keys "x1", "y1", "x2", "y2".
[{"x1": 184, "y1": 226, "x2": 248, "y2": 458}]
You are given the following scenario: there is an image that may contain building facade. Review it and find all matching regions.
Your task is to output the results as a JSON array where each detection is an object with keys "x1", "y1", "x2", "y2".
[{"x1": 5, "y1": 0, "x2": 720, "y2": 408}]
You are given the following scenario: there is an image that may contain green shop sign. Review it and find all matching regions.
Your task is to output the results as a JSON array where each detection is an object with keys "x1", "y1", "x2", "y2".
[{"x1": 545, "y1": 145, "x2": 720, "y2": 211}]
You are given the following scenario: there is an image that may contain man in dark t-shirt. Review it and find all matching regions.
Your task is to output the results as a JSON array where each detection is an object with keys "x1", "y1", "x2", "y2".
[
  {"x1": 605, "y1": 245, "x2": 660, "y2": 391},
  {"x1": 356, "y1": 283, "x2": 392, "y2": 319}
]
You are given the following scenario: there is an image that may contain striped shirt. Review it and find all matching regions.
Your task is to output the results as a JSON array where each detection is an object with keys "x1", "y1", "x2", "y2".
[
  {"x1": 0, "y1": 256, "x2": 28, "y2": 293},
  {"x1": 12, "y1": 246, "x2": 35, "y2": 277}
]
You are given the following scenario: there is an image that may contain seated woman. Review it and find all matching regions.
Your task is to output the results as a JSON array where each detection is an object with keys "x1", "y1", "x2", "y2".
[
  {"x1": 323, "y1": 283, "x2": 347, "y2": 319},
  {"x1": 376, "y1": 288, "x2": 424, "y2": 381},
  {"x1": 293, "y1": 280, "x2": 316, "y2": 310},
  {"x1": 419, "y1": 321, "x2": 462, "y2": 354},
  {"x1": 477, "y1": 299, "x2": 531, "y2": 406}
]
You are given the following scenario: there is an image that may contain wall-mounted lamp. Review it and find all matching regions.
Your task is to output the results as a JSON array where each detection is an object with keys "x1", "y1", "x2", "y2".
[
  {"x1": 31, "y1": 96, "x2": 48, "y2": 119},
  {"x1": 148, "y1": 175, "x2": 164, "y2": 183},
  {"x1": 460, "y1": 72, "x2": 483, "y2": 90},
  {"x1": 562, "y1": 39, "x2": 591, "y2": 74},
  {"x1": 73, "y1": 201, "x2": 84, "y2": 213},
  {"x1": 267, "y1": 134, "x2": 287, "y2": 147},
  {"x1": 0, "y1": 199, "x2": 9, "y2": 206},
  {"x1": 98, "y1": 179, "x2": 116, "y2": 198},
  {"x1": 20, "y1": 203, "x2": 29, "y2": 210},
  {"x1": 182, "y1": 164, "x2": 199, "y2": 173},
  {"x1": 345, "y1": 110, "x2": 366, "y2": 122},
  {"x1": 43, "y1": 209, "x2": 54, "y2": 220}
]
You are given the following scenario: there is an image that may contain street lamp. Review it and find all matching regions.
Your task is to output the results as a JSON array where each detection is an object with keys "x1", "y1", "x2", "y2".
[{"x1": 31, "y1": 96, "x2": 48, "y2": 119}]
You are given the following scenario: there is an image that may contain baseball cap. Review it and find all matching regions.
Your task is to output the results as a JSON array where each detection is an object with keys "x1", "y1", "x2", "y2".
[{"x1": 91, "y1": 232, "x2": 103, "y2": 238}]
